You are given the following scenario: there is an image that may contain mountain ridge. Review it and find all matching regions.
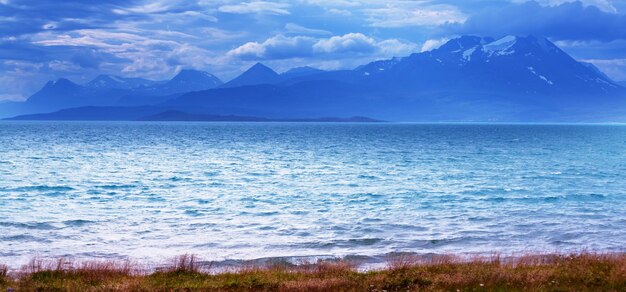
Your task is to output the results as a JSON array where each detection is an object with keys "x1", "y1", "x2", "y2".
[
  {"x1": 86, "y1": 75, "x2": 160, "y2": 90},
  {"x1": 1, "y1": 69, "x2": 225, "y2": 117},
  {"x1": 2, "y1": 35, "x2": 625, "y2": 122}
]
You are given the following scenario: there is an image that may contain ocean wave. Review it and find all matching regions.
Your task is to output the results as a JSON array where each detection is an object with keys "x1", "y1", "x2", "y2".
[{"x1": 0, "y1": 221, "x2": 58, "y2": 230}]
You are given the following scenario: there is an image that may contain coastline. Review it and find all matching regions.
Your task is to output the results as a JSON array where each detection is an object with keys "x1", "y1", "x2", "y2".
[{"x1": 2, "y1": 252, "x2": 625, "y2": 290}]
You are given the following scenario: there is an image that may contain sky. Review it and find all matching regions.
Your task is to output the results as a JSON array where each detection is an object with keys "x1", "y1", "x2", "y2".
[{"x1": 1, "y1": 0, "x2": 626, "y2": 101}]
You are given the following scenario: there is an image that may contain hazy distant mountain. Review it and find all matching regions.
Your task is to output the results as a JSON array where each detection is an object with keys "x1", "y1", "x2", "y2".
[
  {"x1": 280, "y1": 66, "x2": 325, "y2": 79},
  {"x1": 221, "y1": 63, "x2": 281, "y2": 88},
  {"x1": 5, "y1": 106, "x2": 164, "y2": 121},
  {"x1": 4, "y1": 35, "x2": 626, "y2": 122},
  {"x1": 20, "y1": 78, "x2": 127, "y2": 114},
  {"x1": 114, "y1": 69, "x2": 223, "y2": 106},
  {"x1": 1, "y1": 69, "x2": 223, "y2": 118},
  {"x1": 86, "y1": 75, "x2": 159, "y2": 90},
  {"x1": 0, "y1": 100, "x2": 22, "y2": 119},
  {"x1": 28, "y1": 79, "x2": 83, "y2": 105},
  {"x1": 6, "y1": 106, "x2": 381, "y2": 123},
  {"x1": 156, "y1": 69, "x2": 223, "y2": 93},
  {"x1": 139, "y1": 110, "x2": 381, "y2": 122},
  {"x1": 164, "y1": 80, "x2": 377, "y2": 118}
]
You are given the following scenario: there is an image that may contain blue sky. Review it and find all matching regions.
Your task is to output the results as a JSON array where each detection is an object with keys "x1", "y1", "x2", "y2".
[{"x1": 1, "y1": 0, "x2": 626, "y2": 101}]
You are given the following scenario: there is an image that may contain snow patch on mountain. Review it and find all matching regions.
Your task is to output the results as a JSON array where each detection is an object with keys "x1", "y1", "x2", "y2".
[
  {"x1": 527, "y1": 66, "x2": 554, "y2": 85},
  {"x1": 595, "y1": 77, "x2": 617, "y2": 88},
  {"x1": 463, "y1": 47, "x2": 477, "y2": 61},
  {"x1": 483, "y1": 35, "x2": 517, "y2": 56}
]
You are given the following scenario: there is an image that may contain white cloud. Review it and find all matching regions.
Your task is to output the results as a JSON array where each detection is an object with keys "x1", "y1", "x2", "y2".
[
  {"x1": 201, "y1": 27, "x2": 247, "y2": 40},
  {"x1": 313, "y1": 33, "x2": 376, "y2": 54},
  {"x1": 581, "y1": 58, "x2": 626, "y2": 81},
  {"x1": 218, "y1": 1, "x2": 290, "y2": 15},
  {"x1": 33, "y1": 30, "x2": 155, "y2": 49},
  {"x1": 170, "y1": 11, "x2": 218, "y2": 22},
  {"x1": 421, "y1": 38, "x2": 449, "y2": 52},
  {"x1": 227, "y1": 42, "x2": 266, "y2": 59},
  {"x1": 0, "y1": 61, "x2": 46, "y2": 102},
  {"x1": 364, "y1": 4, "x2": 467, "y2": 27},
  {"x1": 512, "y1": 0, "x2": 617, "y2": 13},
  {"x1": 378, "y1": 39, "x2": 418, "y2": 56},
  {"x1": 284, "y1": 23, "x2": 332, "y2": 36},
  {"x1": 227, "y1": 33, "x2": 417, "y2": 60},
  {"x1": 123, "y1": 2, "x2": 172, "y2": 14},
  {"x1": 0, "y1": 93, "x2": 25, "y2": 101},
  {"x1": 327, "y1": 8, "x2": 352, "y2": 16},
  {"x1": 31, "y1": 29, "x2": 219, "y2": 80},
  {"x1": 227, "y1": 35, "x2": 316, "y2": 59},
  {"x1": 3, "y1": 60, "x2": 45, "y2": 72},
  {"x1": 48, "y1": 60, "x2": 82, "y2": 72},
  {"x1": 302, "y1": 0, "x2": 361, "y2": 7}
]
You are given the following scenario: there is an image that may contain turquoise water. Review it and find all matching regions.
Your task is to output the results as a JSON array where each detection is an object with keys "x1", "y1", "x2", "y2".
[{"x1": 1, "y1": 122, "x2": 625, "y2": 266}]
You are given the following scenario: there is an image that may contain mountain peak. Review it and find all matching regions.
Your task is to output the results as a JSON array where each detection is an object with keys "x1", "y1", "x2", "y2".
[
  {"x1": 164, "y1": 69, "x2": 223, "y2": 91},
  {"x1": 438, "y1": 36, "x2": 494, "y2": 53},
  {"x1": 482, "y1": 35, "x2": 563, "y2": 56},
  {"x1": 46, "y1": 78, "x2": 79, "y2": 89},
  {"x1": 433, "y1": 35, "x2": 565, "y2": 61},
  {"x1": 86, "y1": 74, "x2": 160, "y2": 90},
  {"x1": 26, "y1": 78, "x2": 83, "y2": 105},
  {"x1": 247, "y1": 63, "x2": 277, "y2": 74},
  {"x1": 171, "y1": 69, "x2": 218, "y2": 81},
  {"x1": 87, "y1": 74, "x2": 125, "y2": 88},
  {"x1": 221, "y1": 63, "x2": 281, "y2": 88}
]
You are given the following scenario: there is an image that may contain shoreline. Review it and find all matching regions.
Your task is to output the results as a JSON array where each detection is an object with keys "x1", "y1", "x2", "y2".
[
  {"x1": 2, "y1": 252, "x2": 625, "y2": 290},
  {"x1": 5, "y1": 248, "x2": 624, "y2": 272}
]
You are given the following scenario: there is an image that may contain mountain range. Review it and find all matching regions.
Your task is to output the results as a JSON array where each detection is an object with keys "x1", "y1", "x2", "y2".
[{"x1": 2, "y1": 35, "x2": 626, "y2": 122}]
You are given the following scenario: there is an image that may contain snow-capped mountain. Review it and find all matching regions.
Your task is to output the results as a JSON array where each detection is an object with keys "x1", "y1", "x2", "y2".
[{"x1": 355, "y1": 35, "x2": 622, "y2": 98}]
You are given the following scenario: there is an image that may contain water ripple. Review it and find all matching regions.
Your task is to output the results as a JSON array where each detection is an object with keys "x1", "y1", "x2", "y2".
[{"x1": 1, "y1": 122, "x2": 625, "y2": 266}]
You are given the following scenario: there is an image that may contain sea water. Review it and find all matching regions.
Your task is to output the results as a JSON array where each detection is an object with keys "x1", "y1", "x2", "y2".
[{"x1": 1, "y1": 122, "x2": 625, "y2": 266}]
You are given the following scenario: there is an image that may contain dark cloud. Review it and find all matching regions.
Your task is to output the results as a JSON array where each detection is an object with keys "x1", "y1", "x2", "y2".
[
  {"x1": 448, "y1": 1, "x2": 626, "y2": 42},
  {"x1": 70, "y1": 48, "x2": 128, "y2": 69},
  {"x1": 557, "y1": 39, "x2": 626, "y2": 59},
  {"x1": 0, "y1": 0, "x2": 210, "y2": 36},
  {"x1": 0, "y1": 1, "x2": 147, "y2": 35}
]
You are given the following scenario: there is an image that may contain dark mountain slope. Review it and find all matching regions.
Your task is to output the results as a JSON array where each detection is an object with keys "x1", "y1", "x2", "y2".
[{"x1": 221, "y1": 63, "x2": 282, "y2": 88}]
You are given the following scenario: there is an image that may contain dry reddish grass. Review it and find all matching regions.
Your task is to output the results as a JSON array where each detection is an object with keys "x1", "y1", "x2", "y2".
[{"x1": 1, "y1": 253, "x2": 625, "y2": 291}]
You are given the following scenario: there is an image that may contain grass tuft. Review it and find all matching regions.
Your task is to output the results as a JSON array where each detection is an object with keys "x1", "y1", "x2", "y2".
[
  {"x1": 167, "y1": 254, "x2": 201, "y2": 273},
  {"x1": 1, "y1": 252, "x2": 624, "y2": 291}
]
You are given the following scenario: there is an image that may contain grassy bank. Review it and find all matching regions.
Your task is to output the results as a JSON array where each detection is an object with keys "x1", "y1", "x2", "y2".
[{"x1": 1, "y1": 253, "x2": 625, "y2": 291}]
